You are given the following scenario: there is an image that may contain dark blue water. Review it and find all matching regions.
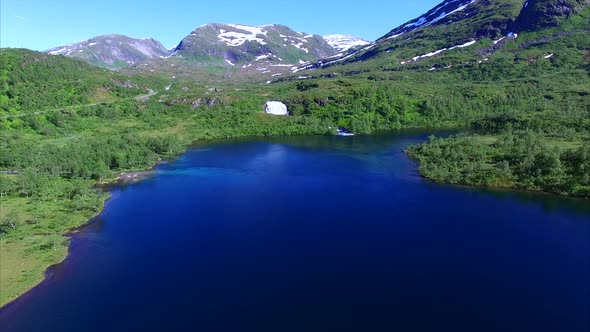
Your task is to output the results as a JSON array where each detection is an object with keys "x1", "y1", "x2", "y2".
[{"x1": 1, "y1": 132, "x2": 589, "y2": 332}]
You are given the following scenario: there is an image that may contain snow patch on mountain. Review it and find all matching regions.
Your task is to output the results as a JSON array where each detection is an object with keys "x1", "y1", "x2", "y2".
[
  {"x1": 387, "y1": 33, "x2": 403, "y2": 40},
  {"x1": 48, "y1": 47, "x2": 67, "y2": 55},
  {"x1": 323, "y1": 35, "x2": 371, "y2": 52},
  {"x1": 450, "y1": 40, "x2": 476, "y2": 49},
  {"x1": 430, "y1": 1, "x2": 475, "y2": 25},
  {"x1": 292, "y1": 42, "x2": 309, "y2": 53},
  {"x1": 218, "y1": 25, "x2": 267, "y2": 47},
  {"x1": 265, "y1": 101, "x2": 288, "y2": 116},
  {"x1": 406, "y1": 39, "x2": 478, "y2": 62},
  {"x1": 46, "y1": 34, "x2": 170, "y2": 69},
  {"x1": 405, "y1": 17, "x2": 428, "y2": 29},
  {"x1": 493, "y1": 36, "x2": 506, "y2": 45},
  {"x1": 228, "y1": 24, "x2": 268, "y2": 36},
  {"x1": 383, "y1": 0, "x2": 477, "y2": 40},
  {"x1": 255, "y1": 54, "x2": 271, "y2": 61}
]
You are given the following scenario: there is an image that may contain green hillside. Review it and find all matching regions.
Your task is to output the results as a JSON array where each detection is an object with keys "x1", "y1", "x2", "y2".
[{"x1": 0, "y1": 48, "x2": 151, "y2": 118}]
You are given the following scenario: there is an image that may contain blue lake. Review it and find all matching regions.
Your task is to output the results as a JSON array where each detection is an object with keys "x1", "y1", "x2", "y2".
[{"x1": 1, "y1": 132, "x2": 589, "y2": 331}]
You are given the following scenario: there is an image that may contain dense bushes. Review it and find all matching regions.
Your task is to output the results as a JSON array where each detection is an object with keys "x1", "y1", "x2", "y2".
[
  {"x1": 0, "y1": 49, "x2": 146, "y2": 115},
  {"x1": 408, "y1": 130, "x2": 590, "y2": 197}
]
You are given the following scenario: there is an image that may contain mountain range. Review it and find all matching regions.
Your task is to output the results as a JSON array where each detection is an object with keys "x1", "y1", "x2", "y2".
[
  {"x1": 173, "y1": 24, "x2": 337, "y2": 64},
  {"x1": 42, "y1": 0, "x2": 590, "y2": 81},
  {"x1": 46, "y1": 25, "x2": 369, "y2": 72}
]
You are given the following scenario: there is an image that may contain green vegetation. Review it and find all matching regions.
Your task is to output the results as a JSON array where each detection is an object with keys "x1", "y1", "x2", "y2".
[
  {"x1": 1, "y1": 0, "x2": 589, "y2": 308},
  {"x1": 0, "y1": 49, "x2": 339, "y2": 306},
  {"x1": 407, "y1": 129, "x2": 590, "y2": 197},
  {"x1": 0, "y1": 195, "x2": 106, "y2": 306},
  {"x1": 0, "y1": 49, "x2": 150, "y2": 116}
]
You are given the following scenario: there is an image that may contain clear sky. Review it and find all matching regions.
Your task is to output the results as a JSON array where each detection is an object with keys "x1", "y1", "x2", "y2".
[{"x1": 1, "y1": 0, "x2": 441, "y2": 51}]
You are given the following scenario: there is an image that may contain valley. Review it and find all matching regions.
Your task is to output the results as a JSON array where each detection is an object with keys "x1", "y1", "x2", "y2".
[{"x1": 0, "y1": 0, "x2": 589, "y2": 327}]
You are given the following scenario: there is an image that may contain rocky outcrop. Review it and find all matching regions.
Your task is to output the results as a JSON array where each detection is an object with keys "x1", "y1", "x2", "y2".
[
  {"x1": 192, "y1": 97, "x2": 220, "y2": 108},
  {"x1": 174, "y1": 24, "x2": 337, "y2": 65},
  {"x1": 513, "y1": 0, "x2": 590, "y2": 32}
]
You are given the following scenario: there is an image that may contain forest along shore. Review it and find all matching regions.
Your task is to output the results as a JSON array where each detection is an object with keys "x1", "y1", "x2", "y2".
[{"x1": 0, "y1": 168, "x2": 158, "y2": 307}]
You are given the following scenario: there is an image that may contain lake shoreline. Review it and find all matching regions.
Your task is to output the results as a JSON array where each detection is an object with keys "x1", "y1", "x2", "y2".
[
  {"x1": 1, "y1": 129, "x2": 586, "y2": 310},
  {"x1": 407, "y1": 154, "x2": 590, "y2": 201},
  {"x1": 406, "y1": 157, "x2": 590, "y2": 201},
  {"x1": 3, "y1": 131, "x2": 589, "y2": 331},
  {"x1": 0, "y1": 137, "x2": 248, "y2": 309},
  {"x1": 0, "y1": 195, "x2": 111, "y2": 309},
  {"x1": 0, "y1": 132, "x2": 397, "y2": 309}
]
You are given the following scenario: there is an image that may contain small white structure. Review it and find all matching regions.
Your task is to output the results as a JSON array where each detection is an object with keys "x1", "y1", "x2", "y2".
[{"x1": 265, "y1": 101, "x2": 288, "y2": 116}]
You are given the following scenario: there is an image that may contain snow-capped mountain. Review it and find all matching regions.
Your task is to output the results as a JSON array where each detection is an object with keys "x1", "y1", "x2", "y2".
[
  {"x1": 292, "y1": 0, "x2": 590, "y2": 73},
  {"x1": 47, "y1": 34, "x2": 170, "y2": 70},
  {"x1": 289, "y1": 0, "x2": 507, "y2": 72},
  {"x1": 376, "y1": 0, "x2": 590, "y2": 58},
  {"x1": 380, "y1": 0, "x2": 479, "y2": 41},
  {"x1": 173, "y1": 23, "x2": 337, "y2": 65},
  {"x1": 44, "y1": 24, "x2": 369, "y2": 78},
  {"x1": 323, "y1": 35, "x2": 371, "y2": 52}
]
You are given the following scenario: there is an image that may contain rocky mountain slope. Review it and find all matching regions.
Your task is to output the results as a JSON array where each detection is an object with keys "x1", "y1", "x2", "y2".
[
  {"x1": 46, "y1": 34, "x2": 171, "y2": 70},
  {"x1": 127, "y1": 23, "x2": 352, "y2": 82},
  {"x1": 173, "y1": 23, "x2": 337, "y2": 65},
  {"x1": 46, "y1": 24, "x2": 369, "y2": 78},
  {"x1": 513, "y1": 0, "x2": 590, "y2": 31},
  {"x1": 291, "y1": 0, "x2": 590, "y2": 72}
]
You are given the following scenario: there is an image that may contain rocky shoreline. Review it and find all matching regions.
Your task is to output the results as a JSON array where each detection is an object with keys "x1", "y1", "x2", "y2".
[{"x1": 117, "y1": 171, "x2": 156, "y2": 184}]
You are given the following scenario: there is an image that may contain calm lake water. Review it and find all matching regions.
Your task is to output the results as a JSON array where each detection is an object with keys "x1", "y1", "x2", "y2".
[{"x1": 1, "y1": 132, "x2": 589, "y2": 332}]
